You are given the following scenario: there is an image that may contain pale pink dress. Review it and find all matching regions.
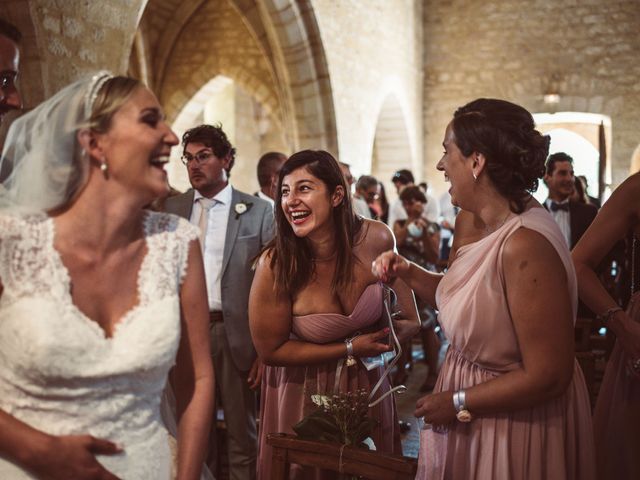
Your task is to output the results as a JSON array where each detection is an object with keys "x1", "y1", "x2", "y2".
[
  {"x1": 257, "y1": 283, "x2": 401, "y2": 480},
  {"x1": 593, "y1": 290, "x2": 640, "y2": 479},
  {"x1": 417, "y1": 208, "x2": 595, "y2": 480}
]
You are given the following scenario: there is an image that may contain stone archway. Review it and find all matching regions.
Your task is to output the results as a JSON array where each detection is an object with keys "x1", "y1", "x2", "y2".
[
  {"x1": 134, "y1": 0, "x2": 337, "y2": 156},
  {"x1": 371, "y1": 94, "x2": 414, "y2": 201},
  {"x1": 7, "y1": 0, "x2": 149, "y2": 100}
]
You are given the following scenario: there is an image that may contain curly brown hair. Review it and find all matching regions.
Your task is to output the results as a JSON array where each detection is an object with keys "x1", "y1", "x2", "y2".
[{"x1": 452, "y1": 98, "x2": 550, "y2": 213}]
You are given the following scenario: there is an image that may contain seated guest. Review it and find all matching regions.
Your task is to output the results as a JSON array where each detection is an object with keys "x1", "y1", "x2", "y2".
[
  {"x1": 393, "y1": 186, "x2": 440, "y2": 267},
  {"x1": 388, "y1": 169, "x2": 414, "y2": 227},
  {"x1": 355, "y1": 174, "x2": 379, "y2": 219},
  {"x1": 339, "y1": 161, "x2": 371, "y2": 219},
  {"x1": 392, "y1": 185, "x2": 441, "y2": 390},
  {"x1": 371, "y1": 181, "x2": 389, "y2": 224},
  {"x1": 373, "y1": 98, "x2": 595, "y2": 480},
  {"x1": 249, "y1": 150, "x2": 420, "y2": 479}
]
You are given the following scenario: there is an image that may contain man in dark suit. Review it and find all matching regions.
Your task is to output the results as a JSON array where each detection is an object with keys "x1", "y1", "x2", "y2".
[
  {"x1": 543, "y1": 152, "x2": 597, "y2": 249},
  {"x1": 165, "y1": 124, "x2": 273, "y2": 480}
]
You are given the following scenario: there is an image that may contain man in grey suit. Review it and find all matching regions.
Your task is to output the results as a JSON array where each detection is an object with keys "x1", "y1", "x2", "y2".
[{"x1": 165, "y1": 124, "x2": 273, "y2": 480}]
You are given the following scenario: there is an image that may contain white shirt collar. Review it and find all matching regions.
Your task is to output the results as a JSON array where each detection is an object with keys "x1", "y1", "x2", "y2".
[
  {"x1": 193, "y1": 183, "x2": 233, "y2": 205},
  {"x1": 256, "y1": 190, "x2": 275, "y2": 206}
]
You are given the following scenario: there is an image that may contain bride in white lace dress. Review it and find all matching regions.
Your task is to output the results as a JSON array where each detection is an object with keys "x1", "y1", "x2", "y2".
[{"x1": 0, "y1": 73, "x2": 214, "y2": 479}]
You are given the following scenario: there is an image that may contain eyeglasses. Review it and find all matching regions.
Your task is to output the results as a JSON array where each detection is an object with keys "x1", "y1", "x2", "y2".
[{"x1": 181, "y1": 151, "x2": 213, "y2": 166}]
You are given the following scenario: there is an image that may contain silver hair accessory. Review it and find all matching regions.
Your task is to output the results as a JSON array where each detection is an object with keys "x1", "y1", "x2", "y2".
[
  {"x1": 0, "y1": 71, "x2": 114, "y2": 213},
  {"x1": 84, "y1": 71, "x2": 113, "y2": 119}
]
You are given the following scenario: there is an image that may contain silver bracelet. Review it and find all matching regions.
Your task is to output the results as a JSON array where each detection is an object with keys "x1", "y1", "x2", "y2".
[
  {"x1": 453, "y1": 390, "x2": 466, "y2": 412},
  {"x1": 344, "y1": 334, "x2": 359, "y2": 367},
  {"x1": 345, "y1": 339, "x2": 354, "y2": 357}
]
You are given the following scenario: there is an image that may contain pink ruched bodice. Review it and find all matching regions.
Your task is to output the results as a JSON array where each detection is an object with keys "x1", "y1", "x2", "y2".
[{"x1": 291, "y1": 283, "x2": 382, "y2": 343}]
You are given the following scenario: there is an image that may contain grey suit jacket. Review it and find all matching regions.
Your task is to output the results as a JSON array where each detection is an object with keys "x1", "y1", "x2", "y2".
[{"x1": 165, "y1": 187, "x2": 274, "y2": 371}]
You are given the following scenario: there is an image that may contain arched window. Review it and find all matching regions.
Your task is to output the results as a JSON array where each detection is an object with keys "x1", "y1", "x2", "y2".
[{"x1": 371, "y1": 94, "x2": 413, "y2": 201}]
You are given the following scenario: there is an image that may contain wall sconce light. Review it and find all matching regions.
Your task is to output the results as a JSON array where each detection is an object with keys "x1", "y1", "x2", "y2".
[
  {"x1": 543, "y1": 93, "x2": 560, "y2": 105},
  {"x1": 543, "y1": 73, "x2": 562, "y2": 107}
]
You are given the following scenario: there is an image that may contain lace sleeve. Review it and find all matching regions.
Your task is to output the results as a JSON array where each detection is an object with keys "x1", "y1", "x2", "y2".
[{"x1": 0, "y1": 212, "x2": 47, "y2": 292}]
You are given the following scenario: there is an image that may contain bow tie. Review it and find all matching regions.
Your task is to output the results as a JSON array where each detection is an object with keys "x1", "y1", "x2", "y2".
[{"x1": 550, "y1": 201, "x2": 569, "y2": 212}]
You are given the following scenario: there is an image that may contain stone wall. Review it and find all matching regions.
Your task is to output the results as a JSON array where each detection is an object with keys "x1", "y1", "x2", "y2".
[
  {"x1": 311, "y1": 0, "x2": 424, "y2": 187},
  {"x1": 15, "y1": 0, "x2": 144, "y2": 98},
  {"x1": 423, "y1": 0, "x2": 640, "y2": 195}
]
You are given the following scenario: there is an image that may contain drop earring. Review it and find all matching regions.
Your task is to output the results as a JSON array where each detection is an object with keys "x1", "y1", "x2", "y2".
[
  {"x1": 472, "y1": 172, "x2": 477, "y2": 181},
  {"x1": 100, "y1": 159, "x2": 109, "y2": 179}
]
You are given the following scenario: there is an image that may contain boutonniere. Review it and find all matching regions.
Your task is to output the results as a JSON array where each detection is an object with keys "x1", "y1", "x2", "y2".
[{"x1": 234, "y1": 201, "x2": 253, "y2": 219}]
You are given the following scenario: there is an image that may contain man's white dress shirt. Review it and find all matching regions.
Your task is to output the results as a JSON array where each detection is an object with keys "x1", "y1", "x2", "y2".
[
  {"x1": 545, "y1": 198, "x2": 571, "y2": 247},
  {"x1": 190, "y1": 184, "x2": 232, "y2": 311}
]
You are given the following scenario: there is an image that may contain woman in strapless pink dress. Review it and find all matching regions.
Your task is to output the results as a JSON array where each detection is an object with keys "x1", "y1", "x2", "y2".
[
  {"x1": 249, "y1": 150, "x2": 420, "y2": 479},
  {"x1": 373, "y1": 99, "x2": 595, "y2": 480}
]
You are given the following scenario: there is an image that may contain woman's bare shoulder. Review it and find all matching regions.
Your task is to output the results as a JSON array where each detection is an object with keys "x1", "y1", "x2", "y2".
[
  {"x1": 608, "y1": 172, "x2": 640, "y2": 208},
  {"x1": 502, "y1": 226, "x2": 563, "y2": 269},
  {"x1": 358, "y1": 218, "x2": 395, "y2": 254},
  {"x1": 254, "y1": 247, "x2": 276, "y2": 275}
]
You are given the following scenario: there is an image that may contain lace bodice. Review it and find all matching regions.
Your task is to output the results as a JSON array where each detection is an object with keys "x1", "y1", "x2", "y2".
[{"x1": 0, "y1": 211, "x2": 198, "y2": 479}]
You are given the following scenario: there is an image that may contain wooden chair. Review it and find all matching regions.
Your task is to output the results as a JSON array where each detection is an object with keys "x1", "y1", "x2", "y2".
[{"x1": 267, "y1": 433, "x2": 418, "y2": 480}]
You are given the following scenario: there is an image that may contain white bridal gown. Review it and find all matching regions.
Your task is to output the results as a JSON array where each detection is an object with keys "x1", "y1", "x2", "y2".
[{"x1": 0, "y1": 211, "x2": 199, "y2": 479}]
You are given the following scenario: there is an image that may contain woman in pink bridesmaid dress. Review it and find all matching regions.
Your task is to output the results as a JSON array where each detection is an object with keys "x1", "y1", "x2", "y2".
[
  {"x1": 373, "y1": 99, "x2": 595, "y2": 479},
  {"x1": 249, "y1": 150, "x2": 420, "y2": 479}
]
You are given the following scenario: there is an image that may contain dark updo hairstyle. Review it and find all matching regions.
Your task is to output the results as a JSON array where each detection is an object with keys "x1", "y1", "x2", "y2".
[
  {"x1": 266, "y1": 150, "x2": 362, "y2": 297},
  {"x1": 452, "y1": 98, "x2": 550, "y2": 213}
]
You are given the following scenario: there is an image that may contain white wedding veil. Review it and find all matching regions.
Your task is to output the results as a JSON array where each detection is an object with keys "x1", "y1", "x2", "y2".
[{"x1": 0, "y1": 71, "x2": 112, "y2": 212}]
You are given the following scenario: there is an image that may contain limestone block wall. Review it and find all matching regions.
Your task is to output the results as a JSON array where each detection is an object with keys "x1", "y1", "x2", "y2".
[
  {"x1": 158, "y1": 0, "x2": 283, "y2": 130},
  {"x1": 423, "y1": 0, "x2": 640, "y2": 195},
  {"x1": 17, "y1": 0, "x2": 145, "y2": 98},
  {"x1": 311, "y1": 0, "x2": 424, "y2": 183}
]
